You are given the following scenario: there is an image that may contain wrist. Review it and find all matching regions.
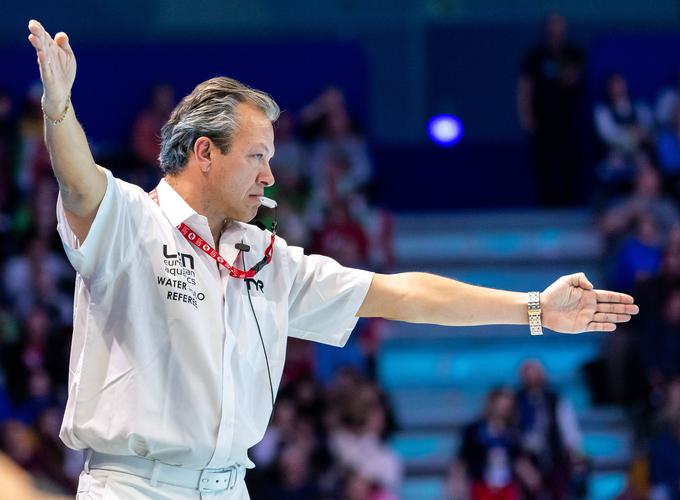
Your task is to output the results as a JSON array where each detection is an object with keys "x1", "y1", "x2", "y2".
[
  {"x1": 42, "y1": 94, "x2": 71, "y2": 124},
  {"x1": 528, "y1": 291, "x2": 543, "y2": 335}
]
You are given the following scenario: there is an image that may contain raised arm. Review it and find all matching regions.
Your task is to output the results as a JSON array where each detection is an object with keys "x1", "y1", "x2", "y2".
[
  {"x1": 357, "y1": 272, "x2": 638, "y2": 334},
  {"x1": 27, "y1": 19, "x2": 106, "y2": 242}
]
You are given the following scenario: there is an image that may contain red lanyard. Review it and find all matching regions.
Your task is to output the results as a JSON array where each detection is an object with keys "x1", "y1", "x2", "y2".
[{"x1": 150, "y1": 189, "x2": 275, "y2": 279}]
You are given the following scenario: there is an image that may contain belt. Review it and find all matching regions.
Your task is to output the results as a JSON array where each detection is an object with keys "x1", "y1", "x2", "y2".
[{"x1": 86, "y1": 450, "x2": 244, "y2": 493}]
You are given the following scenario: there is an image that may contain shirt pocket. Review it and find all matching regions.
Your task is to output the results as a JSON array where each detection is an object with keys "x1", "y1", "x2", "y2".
[{"x1": 242, "y1": 294, "x2": 285, "y2": 372}]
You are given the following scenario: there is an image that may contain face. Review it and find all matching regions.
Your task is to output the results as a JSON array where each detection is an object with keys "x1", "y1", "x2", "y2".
[
  {"x1": 608, "y1": 74, "x2": 628, "y2": 102},
  {"x1": 546, "y1": 14, "x2": 566, "y2": 45},
  {"x1": 208, "y1": 102, "x2": 275, "y2": 222},
  {"x1": 521, "y1": 361, "x2": 546, "y2": 389}
]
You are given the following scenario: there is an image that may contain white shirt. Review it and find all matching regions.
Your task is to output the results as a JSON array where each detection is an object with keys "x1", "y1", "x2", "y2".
[{"x1": 56, "y1": 169, "x2": 373, "y2": 470}]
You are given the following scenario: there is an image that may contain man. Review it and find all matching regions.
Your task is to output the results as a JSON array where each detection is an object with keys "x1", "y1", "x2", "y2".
[
  {"x1": 27, "y1": 19, "x2": 638, "y2": 500},
  {"x1": 516, "y1": 360, "x2": 584, "y2": 499},
  {"x1": 518, "y1": 13, "x2": 587, "y2": 207}
]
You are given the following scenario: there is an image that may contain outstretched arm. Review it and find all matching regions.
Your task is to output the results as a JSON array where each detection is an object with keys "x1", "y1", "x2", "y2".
[
  {"x1": 27, "y1": 19, "x2": 106, "y2": 242},
  {"x1": 357, "y1": 272, "x2": 638, "y2": 333}
]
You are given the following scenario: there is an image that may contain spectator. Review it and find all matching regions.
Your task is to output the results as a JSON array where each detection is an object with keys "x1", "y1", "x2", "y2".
[
  {"x1": 516, "y1": 360, "x2": 585, "y2": 500},
  {"x1": 15, "y1": 83, "x2": 51, "y2": 197},
  {"x1": 301, "y1": 88, "x2": 373, "y2": 202},
  {"x1": 129, "y1": 82, "x2": 174, "y2": 189},
  {"x1": 327, "y1": 381, "x2": 402, "y2": 494},
  {"x1": 131, "y1": 83, "x2": 174, "y2": 167},
  {"x1": 656, "y1": 69, "x2": 680, "y2": 128},
  {"x1": 452, "y1": 388, "x2": 541, "y2": 500},
  {"x1": 594, "y1": 73, "x2": 653, "y2": 172},
  {"x1": 655, "y1": 103, "x2": 680, "y2": 180},
  {"x1": 632, "y1": 241, "x2": 680, "y2": 415},
  {"x1": 599, "y1": 161, "x2": 679, "y2": 247},
  {"x1": 271, "y1": 112, "x2": 308, "y2": 205},
  {"x1": 339, "y1": 469, "x2": 397, "y2": 500},
  {"x1": 518, "y1": 13, "x2": 587, "y2": 206},
  {"x1": 611, "y1": 212, "x2": 664, "y2": 294},
  {"x1": 251, "y1": 397, "x2": 298, "y2": 469},
  {"x1": 261, "y1": 443, "x2": 320, "y2": 500},
  {"x1": 2, "y1": 237, "x2": 73, "y2": 324},
  {"x1": 313, "y1": 200, "x2": 370, "y2": 268}
]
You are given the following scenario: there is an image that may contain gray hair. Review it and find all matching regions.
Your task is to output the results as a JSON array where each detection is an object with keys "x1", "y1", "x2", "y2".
[{"x1": 159, "y1": 77, "x2": 280, "y2": 174}]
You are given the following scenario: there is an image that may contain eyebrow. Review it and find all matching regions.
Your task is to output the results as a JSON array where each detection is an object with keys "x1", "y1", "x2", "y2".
[{"x1": 254, "y1": 143, "x2": 274, "y2": 156}]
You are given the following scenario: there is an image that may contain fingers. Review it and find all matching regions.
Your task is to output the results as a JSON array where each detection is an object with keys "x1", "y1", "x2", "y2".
[
  {"x1": 586, "y1": 322, "x2": 617, "y2": 332},
  {"x1": 28, "y1": 19, "x2": 45, "y2": 38},
  {"x1": 595, "y1": 289, "x2": 635, "y2": 305},
  {"x1": 27, "y1": 33, "x2": 42, "y2": 51},
  {"x1": 593, "y1": 312, "x2": 631, "y2": 323},
  {"x1": 596, "y1": 302, "x2": 639, "y2": 315}
]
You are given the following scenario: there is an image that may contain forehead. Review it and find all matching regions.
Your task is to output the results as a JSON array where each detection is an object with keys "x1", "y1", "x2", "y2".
[{"x1": 233, "y1": 102, "x2": 274, "y2": 145}]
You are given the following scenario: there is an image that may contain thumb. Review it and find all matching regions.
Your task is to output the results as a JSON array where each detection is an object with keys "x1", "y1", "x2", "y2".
[
  {"x1": 570, "y1": 272, "x2": 593, "y2": 290},
  {"x1": 54, "y1": 32, "x2": 73, "y2": 55}
]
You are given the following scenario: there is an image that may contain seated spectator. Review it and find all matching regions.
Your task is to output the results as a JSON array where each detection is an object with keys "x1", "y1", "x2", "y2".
[
  {"x1": 132, "y1": 82, "x2": 174, "y2": 167},
  {"x1": 15, "y1": 83, "x2": 51, "y2": 198},
  {"x1": 250, "y1": 397, "x2": 298, "y2": 468},
  {"x1": 611, "y1": 212, "x2": 664, "y2": 293},
  {"x1": 129, "y1": 82, "x2": 174, "y2": 190},
  {"x1": 656, "y1": 103, "x2": 680, "y2": 179},
  {"x1": 270, "y1": 112, "x2": 308, "y2": 205},
  {"x1": 451, "y1": 388, "x2": 541, "y2": 500},
  {"x1": 261, "y1": 443, "x2": 320, "y2": 500},
  {"x1": 516, "y1": 360, "x2": 585, "y2": 500},
  {"x1": 656, "y1": 68, "x2": 680, "y2": 128},
  {"x1": 328, "y1": 381, "x2": 402, "y2": 494},
  {"x1": 2, "y1": 237, "x2": 73, "y2": 324},
  {"x1": 312, "y1": 199, "x2": 370, "y2": 268},
  {"x1": 339, "y1": 469, "x2": 397, "y2": 500},
  {"x1": 594, "y1": 74, "x2": 653, "y2": 190},
  {"x1": 595, "y1": 73, "x2": 653, "y2": 155},
  {"x1": 599, "y1": 161, "x2": 680, "y2": 248},
  {"x1": 301, "y1": 87, "x2": 373, "y2": 198}
]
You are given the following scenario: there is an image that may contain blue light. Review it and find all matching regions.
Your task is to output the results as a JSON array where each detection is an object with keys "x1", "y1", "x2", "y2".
[{"x1": 428, "y1": 115, "x2": 463, "y2": 147}]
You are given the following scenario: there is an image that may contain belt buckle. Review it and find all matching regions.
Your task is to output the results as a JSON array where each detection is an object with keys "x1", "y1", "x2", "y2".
[{"x1": 198, "y1": 466, "x2": 235, "y2": 492}]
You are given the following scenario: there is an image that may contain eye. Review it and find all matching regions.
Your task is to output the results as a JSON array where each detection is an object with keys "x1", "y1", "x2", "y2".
[{"x1": 252, "y1": 153, "x2": 264, "y2": 161}]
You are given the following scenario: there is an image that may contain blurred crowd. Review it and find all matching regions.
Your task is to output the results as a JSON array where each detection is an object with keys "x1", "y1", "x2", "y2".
[
  {"x1": 519, "y1": 13, "x2": 680, "y2": 500},
  {"x1": 447, "y1": 360, "x2": 587, "y2": 500}
]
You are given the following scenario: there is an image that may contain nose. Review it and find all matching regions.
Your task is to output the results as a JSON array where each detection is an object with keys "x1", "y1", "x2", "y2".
[{"x1": 259, "y1": 161, "x2": 275, "y2": 188}]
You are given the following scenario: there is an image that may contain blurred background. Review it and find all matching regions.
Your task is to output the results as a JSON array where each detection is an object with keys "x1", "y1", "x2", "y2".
[{"x1": 1, "y1": 1, "x2": 680, "y2": 498}]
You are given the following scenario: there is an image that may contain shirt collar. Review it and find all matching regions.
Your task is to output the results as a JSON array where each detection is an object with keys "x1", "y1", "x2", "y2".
[
  {"x1": 154, "y1": 178, "x2": 248, "y2": 259},
  {"x1": 154, "y1": 177, "x2": 200, "y2": 227}
]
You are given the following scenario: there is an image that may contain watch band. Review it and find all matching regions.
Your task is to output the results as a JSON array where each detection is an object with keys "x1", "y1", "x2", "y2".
[{"x1": 528, "y1": 291, "x2": 543, "y2": 336}]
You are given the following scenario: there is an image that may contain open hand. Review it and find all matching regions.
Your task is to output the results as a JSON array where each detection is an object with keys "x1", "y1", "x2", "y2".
[
  {"x1": 541, "y1": 273, "x2": 638, "y2": 333},
  {"x1": 27, "y1": 19, "x2": 76, "y2": 117}
]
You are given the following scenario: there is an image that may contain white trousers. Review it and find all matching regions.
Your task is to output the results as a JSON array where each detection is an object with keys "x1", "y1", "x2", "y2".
[{"x1": 76, "y1": 469, "x2": 250, "y2": 500}]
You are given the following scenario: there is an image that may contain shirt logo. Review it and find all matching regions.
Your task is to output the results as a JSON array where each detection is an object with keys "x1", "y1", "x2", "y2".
[
  {"x1": 163, "y1": 244, "x2": 195, "y2": 270},
  {"x1": 245, "y1": 278, "x2": 264, "y2": 293}
]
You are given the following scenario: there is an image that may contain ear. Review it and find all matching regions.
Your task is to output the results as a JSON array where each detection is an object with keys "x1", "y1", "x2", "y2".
[{"x1": 192, "y1": 137, "x2": 213, "y2": 173}]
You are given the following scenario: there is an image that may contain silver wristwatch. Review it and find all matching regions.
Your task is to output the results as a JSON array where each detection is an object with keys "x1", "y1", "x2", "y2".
[{"x1": 528, "y1": 291, "x2": 543, "y2": 336}]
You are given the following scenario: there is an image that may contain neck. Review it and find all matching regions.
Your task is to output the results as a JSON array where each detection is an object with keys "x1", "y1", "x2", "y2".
[{"x1": 165, "y1": 173, "x2": 229, "y2": 244}]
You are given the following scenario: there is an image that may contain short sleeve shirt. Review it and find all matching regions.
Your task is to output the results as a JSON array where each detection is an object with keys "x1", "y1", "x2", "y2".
[{"x1": 56, "y1": 169, "x2": 373, "y2": 469}]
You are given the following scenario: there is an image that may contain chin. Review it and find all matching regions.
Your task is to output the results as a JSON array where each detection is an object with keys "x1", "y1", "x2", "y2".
[{"x1": 237, "y1": 209, "x2": 259, "y2": 223}]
